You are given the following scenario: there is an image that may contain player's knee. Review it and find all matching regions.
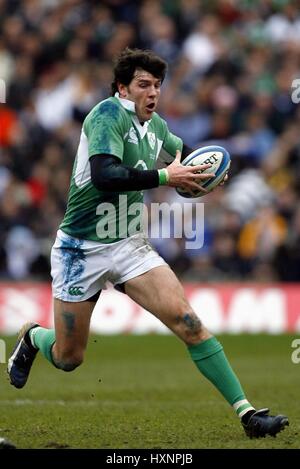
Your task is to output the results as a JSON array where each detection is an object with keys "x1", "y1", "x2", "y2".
[
  {"x1": 58, "y1": 362, "x2": 79, "y2": 372},
  {"x1": 54, "y1": 351, "x2": 84, "y2": 372}
]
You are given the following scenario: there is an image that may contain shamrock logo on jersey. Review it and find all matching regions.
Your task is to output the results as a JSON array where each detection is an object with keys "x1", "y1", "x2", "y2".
[{"x1": 147, "y1": 132, "x2": 156, "y2": 150}]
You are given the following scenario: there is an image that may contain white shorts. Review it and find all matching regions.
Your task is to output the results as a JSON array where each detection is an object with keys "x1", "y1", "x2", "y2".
[{"x1": 51, "y1": 229, "x2": 167, "y2": 302}]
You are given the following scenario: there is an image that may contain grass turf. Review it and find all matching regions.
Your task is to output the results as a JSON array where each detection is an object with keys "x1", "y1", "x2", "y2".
[{"x1": 0, "y1": 334, "x2": 299, "y2": 449}]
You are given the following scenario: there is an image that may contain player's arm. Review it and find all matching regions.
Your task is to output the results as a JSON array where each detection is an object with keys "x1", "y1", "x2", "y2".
[
  {"x1": 90, "y1": 154, "x2": 159, "y2": 191},
  {"x1": 90, "y1": 142, "x2": 195, "y2": 192},
  {"x1": 90, "y1": 152, "x2": 213, "y2": 193}
]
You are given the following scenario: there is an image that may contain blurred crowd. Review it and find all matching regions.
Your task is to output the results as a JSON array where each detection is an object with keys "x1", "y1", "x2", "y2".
[{"x1": 1, "y1": 0, "x2": 300, "y2": 283}]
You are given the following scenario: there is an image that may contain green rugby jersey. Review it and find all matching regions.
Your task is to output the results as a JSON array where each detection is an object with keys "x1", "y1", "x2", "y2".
[{"x1": 60, "y1": 95, "x2": 183, "y2": 242}]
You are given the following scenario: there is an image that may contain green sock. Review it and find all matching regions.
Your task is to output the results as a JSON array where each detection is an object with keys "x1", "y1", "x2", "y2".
[
  {"x1": 29, "y1": 327, "x2": 56, "y2": 367},
  {"x1": 188, "y1": 337, "x2": 254, "y2": 418}
]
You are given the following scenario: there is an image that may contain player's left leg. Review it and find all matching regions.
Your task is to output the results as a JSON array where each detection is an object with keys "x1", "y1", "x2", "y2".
[
  {"x1": 124, "y1": 265, "x2": 289, "y2": 437},
  {"x1": 124, "y1": 265, "x2": 252, "y2": 414}
]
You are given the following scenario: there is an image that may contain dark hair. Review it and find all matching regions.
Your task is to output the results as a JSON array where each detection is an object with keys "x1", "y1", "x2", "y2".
[{"x1": 111, "y1": 48, "x2": 167, "y2": 95}]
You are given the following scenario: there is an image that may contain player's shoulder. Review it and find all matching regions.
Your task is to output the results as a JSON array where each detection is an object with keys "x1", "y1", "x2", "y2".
[
  {"x1": 99, "y1": 96, "x2": 124, "y2": 114},
  {"x1": 84, "y1": 97, "x2": 125, "y2": 132},
  {"x1": 87, "y1": 97, "x2": 122, "y2": 120}
]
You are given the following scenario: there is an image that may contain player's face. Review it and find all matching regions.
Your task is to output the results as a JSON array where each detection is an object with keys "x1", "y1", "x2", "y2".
[{"x1": 119, "y1": 69, "x2": 161, "y2": 122}]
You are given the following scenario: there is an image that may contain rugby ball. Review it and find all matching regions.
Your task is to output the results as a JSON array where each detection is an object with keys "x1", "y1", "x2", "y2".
[{"x1": 176, "y1": 145, "x2": 231, "y2": 198}]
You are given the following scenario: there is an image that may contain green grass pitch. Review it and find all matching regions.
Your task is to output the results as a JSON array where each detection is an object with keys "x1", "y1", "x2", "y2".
[{"x1": 0, "y1": 334, "x2": 299, "y2": 449}]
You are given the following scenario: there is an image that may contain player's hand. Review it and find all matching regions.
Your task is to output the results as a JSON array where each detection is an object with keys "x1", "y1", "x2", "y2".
[{"x1": 165, "y1": 150, "x2": 215, "y2": 194}]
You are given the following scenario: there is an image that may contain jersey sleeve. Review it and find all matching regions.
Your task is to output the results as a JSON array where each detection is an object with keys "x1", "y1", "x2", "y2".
[{"x1": 84, "y1": 100, "x2": 125, "y2": 161}]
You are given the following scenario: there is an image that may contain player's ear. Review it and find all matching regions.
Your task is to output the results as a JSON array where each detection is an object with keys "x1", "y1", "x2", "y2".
[{"x1": 118, "y1": 83, "x2": 128, "y2": 98}]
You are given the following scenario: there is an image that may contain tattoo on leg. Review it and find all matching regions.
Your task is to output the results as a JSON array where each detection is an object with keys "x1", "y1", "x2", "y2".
[
  {"x1": 182, "y1": 313, "x2": 202, "y2": 332},
  {"x1": 62, "y1": 311, "x2": 75, "y2": 337}
]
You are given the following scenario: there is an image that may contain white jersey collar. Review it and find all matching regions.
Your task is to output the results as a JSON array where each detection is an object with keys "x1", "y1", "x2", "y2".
[
  {"x1": 114, "y1": 92, "x2": 150, "y2": 138},
  {"x1": 115, "y1": 92, "x2": 136, "y2": 113}
]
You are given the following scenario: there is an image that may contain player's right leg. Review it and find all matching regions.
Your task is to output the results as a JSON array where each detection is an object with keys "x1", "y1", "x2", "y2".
[
  {"x1": 7, "y1": 298, "x2": 95, "y2": 388},
  {"x1": 50, "y1": 298, "x2": 95, "y2": 371},
  {"x1": 35, "y1": 298, "x2": 96, "y2": 371},
  {"x1": 8, "y1": 229, "x2": 105, "y2": 389}
]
